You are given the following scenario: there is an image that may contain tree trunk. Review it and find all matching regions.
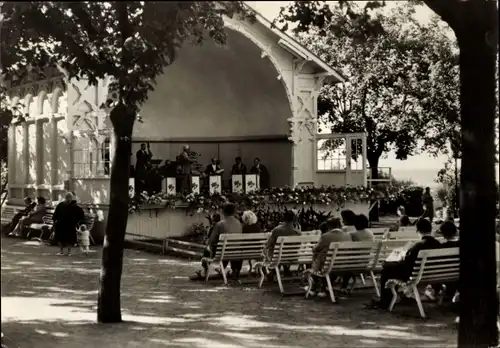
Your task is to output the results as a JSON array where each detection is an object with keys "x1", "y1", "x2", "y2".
[
  {"x1": 455, "y1": 2, "x2": 498, "y2": 346},
  {"x1": 368, "y1": 154, "x2": 380, "y2": 222},
  {"x1": 97, "y1": 103, "x2": 135, "y2": 323}
]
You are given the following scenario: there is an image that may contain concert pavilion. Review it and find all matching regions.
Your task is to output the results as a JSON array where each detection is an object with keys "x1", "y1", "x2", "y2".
[{"x1": 3, "y1": 8, "x2": 369, "y2": 240}]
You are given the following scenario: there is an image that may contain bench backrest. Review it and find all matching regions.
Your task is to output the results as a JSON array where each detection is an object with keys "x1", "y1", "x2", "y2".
[
  {"x1": 399, "y1": 226, "x2": 417, "y2": 233},
  {"x1": 373, "y1": 239, "x2": 417, "y2": 269},
  {"x1": 214, "y1": 233, "x2": 270, "y2": 261},
  {"x1": 410, "y1": 247, "x2": 459, "y2": 283},
  {"x1": 1, "y1": 206, "x2": 19, "y2": 221},
  {"x1": 322, "y1": 241, "x2": 381, "y2": 273},
  {"x1": 371, "y1": 228, "x2": 389, "y2": 239},
  {"x1": 386, "y1": 230, "x2": 419, "y2": 240},
  {"x1": 300, "y1": 230, "x2": 321, "y2": 236},
  {"x1": 41, "y1": 209, "x2": 55, "y2": 225},
  {"x1": 273, "y1": 235, "x2": 320, "y2": 265}
]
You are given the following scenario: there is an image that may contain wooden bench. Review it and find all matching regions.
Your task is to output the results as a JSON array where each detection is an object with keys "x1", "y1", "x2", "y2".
[
  {"x1": 257, "y1": 234, "x2": 319, "y2": 295},
  {"x1": 203, "y1": 233, "x2": 269, "y2": 284},
  {"x1": 300, "y1": 230, "x2": 321, "y2": 236},
  {"x1": 0, "y1": 205, "x2": 22, "y2": 225},
  {"x1": 30, "y1": 211, "x2": 96, "y2": 245},
  {"x1": 305, "y1": 241, "x2": 382, "y2": 303},
  {"x1": 386, "y1": 247, "x2": 459, "y2": 318},
  {"x1": 26, "y1": 209, "x2": 54, "y2": 240},
  {"x1": 369, "y1": 239, "x2": 419, "y2": 296}
]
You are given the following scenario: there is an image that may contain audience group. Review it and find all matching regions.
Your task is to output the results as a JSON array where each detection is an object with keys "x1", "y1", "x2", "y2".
[
  {"x1": 5, "y1": 192, "x2": 91, "y2": 256},
  {"x1": 198, "y1": 204, "x2": 460, "y2": 310}
]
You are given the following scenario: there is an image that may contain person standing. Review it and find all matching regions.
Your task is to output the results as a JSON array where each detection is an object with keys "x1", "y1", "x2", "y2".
[
  {"x1": 421, "y1": 187, "x2": 435, "y2": 223},
  {"x1": 135, "y1": 143, "x2": 153, "y2": 194},
  {"x1": 179, "y1": 145, "x2": 195, "y2": 192},
  {"x1": 231, "y1": 157, "x2": 247, "y2": 175},
  {"x1": 53, "y1": 192, "x2": 85, "y2": 256},
  {"x1": 249, "y1": 157, "x2": 270, "y2": 189}
]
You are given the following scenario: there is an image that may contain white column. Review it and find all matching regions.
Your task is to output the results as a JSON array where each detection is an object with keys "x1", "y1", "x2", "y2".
[
  {"x1": 35, "y1": 120, "x2": 44, "y2": 185},
  {"x1": 23, "y1": 123, "x2": 29, "y2": 185},
  {"x1": 51, "y1": 116, "x2": 58, "y2": 186},
  {"x1": 288, "y1": 90, "x2": 318, "y2": 187},
  {"x1": 7, "y1": 125, "x2": 16, "y2": 199}
]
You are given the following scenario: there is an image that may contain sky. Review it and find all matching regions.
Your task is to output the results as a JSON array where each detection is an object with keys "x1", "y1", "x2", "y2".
[{"x1": 250, "y1": 1, "x2": 499, "y2": 187}]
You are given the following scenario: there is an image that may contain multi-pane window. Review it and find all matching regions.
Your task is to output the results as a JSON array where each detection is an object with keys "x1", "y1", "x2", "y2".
[
  {"x1": 72, "y1": 130, "x2": 111, "y2": 178},
  {"x1": 317, "y1": 138, "x2": 347, "y2": 170},
  {"x1": 350, "y1": 138, "x2": 364, "y2": 170}
]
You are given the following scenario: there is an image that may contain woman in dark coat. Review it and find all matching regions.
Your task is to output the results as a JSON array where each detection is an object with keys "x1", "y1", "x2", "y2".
[{"x1": 53, "y1": 193, "x2": 85, "y2": 256}]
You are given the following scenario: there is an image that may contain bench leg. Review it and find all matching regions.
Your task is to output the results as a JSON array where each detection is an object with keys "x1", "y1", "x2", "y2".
[
  {"x1": 220, "y1": 261, "x2": 228, "y2": 285},
  {"x1": 388, "y1": 284, "x2": 398, "y2": 312},
  {"x1": 275, "y1": 266, "x2": 285, "y2": 295},
  {"x1": 326, "y1": 274, "x2": 336, "y2": 303},
  {"x1": 360, "y1": 273, "x2": 366, "y2": 285},
  {"x1": 412, "y1": 285, "x2": 427, "y2": 318},
  {"x1": 370, "y1": 271, "x2": 380, "y2": 297},
  {"x1": 258, "y1": 266, "x2": 265, "y2": 288},
  {"x1": 305, "y1": 274, "x2": 313, "y2": 299}
]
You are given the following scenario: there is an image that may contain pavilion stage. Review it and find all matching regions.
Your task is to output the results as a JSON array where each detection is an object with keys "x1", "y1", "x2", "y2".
[{"x1": 3, "y1": 9, "x2": 370, "y2": 244}]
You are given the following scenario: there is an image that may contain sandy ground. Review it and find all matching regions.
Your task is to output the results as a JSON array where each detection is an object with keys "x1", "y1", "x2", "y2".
[{"x1": 1, "y1": 236, "x2": 457, "y2": 348}]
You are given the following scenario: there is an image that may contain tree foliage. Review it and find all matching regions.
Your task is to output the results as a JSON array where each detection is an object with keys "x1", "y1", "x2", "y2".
[
  {"x1": 1, "y1": 1, "x2": 251, "y2": 323},
  {"x1": 1, "y1": 2, "x2": 252, "y2": 111},
  {"x1": 276, "y1": 1, "x2": 460, "y2": 172}
]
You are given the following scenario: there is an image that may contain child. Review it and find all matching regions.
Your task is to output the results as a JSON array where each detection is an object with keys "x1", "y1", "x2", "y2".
[{"x1": 76, "y1": 224, "x2": 90, "y2": 255}]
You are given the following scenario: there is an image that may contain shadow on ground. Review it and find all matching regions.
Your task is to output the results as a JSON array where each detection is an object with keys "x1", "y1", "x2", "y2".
[{"x1": 1, "y1": 236, "x2": 457, "y2": 348}]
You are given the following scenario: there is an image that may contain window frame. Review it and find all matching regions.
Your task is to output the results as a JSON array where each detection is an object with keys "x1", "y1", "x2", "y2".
[
  {"x1": 71, "y1": 129, "x2": 112, "y2": 179},
  {"x1": 315, "y1": 132, "x2": 367, "y2": 174}
]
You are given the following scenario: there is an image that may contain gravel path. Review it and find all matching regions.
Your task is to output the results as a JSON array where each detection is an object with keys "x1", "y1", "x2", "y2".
[{"x1": 1, "y1": 236, "x2": 457, "y2": 348}]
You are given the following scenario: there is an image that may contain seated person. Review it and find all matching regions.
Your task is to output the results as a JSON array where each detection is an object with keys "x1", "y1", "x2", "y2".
[
  {"x1": 264, "y1": 210, "x2": 300, "y2": 277},
  {"x1": 341, "y1": 209, "x2": 357, "y2": 233},
  {"x1": 426, "y1": 221, "x2": 459, "y2": 301},
  {"x1": 10, "y1": 197, "x2": 47, "y2": 237},
  {"x1": 7, "y1": 197, "x2": 36, "y2": 234},
  {"x1": 342, "y1": 214, "x2": 374, "y2": 291},
  {"x1": 366, "y1": 218, "x2": 441, "y2": 309},
  {"x1": 198, "y1": 203, "x2": 242, "y2": 279},
  {"x1": 349, "y1": 214, "x2": 374, "y2": 241},
  {"x1": 308, "y1": 218, "x2": 352, "y2": 297},
  {"x1": 389, "y1": 215, "x2": 411, "y2": 232}
]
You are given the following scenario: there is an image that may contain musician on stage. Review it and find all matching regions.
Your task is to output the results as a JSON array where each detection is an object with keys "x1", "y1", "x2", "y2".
[
  {"x1": 178, "y1": 145, "x2": 196, "y2": 191},
  {"x1": 205, "y1": 158, "x2": 223, "y2": 176},
  {"x1": 135, "y1": 143, "x2": 153, "y2": 194},
  {"x1": 231, "y1": 157, "x2": 247, "y2": 175},
  {"x1": 250, "y1": 157, "x2": 270, "y2": 189}
]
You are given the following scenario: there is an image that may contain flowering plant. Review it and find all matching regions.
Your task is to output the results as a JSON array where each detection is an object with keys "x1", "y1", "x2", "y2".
[{"x1": 129, "y1": 185, "x2": 399, "y2": 216}]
